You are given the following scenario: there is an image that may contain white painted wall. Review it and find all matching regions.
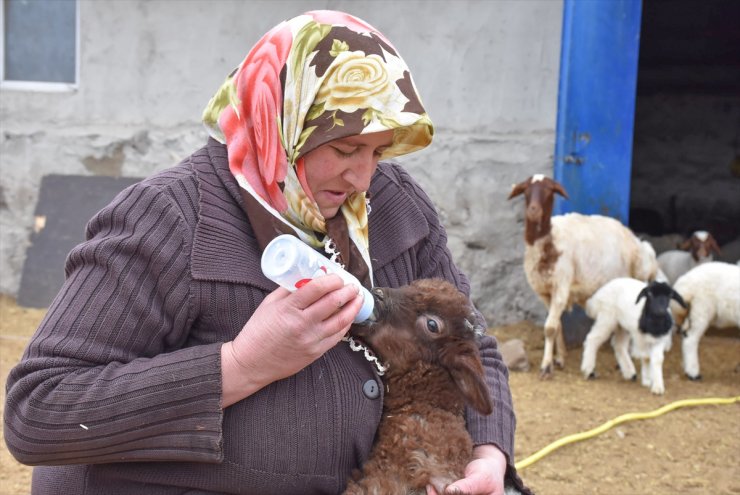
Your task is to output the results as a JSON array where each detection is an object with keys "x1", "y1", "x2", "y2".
[{"x1": 0, "y1": 0, "x2": 563, "y2": 324}]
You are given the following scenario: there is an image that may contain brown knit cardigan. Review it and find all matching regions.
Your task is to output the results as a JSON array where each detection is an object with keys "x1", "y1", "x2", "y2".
[{"x1": 4, "y1": 140, "x2": 529, "y2": 494}]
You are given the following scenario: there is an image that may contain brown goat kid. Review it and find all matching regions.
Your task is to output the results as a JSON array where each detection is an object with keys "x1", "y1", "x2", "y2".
[{"x1": 345, "y1": 278, "x2": 493, "y2": 495}]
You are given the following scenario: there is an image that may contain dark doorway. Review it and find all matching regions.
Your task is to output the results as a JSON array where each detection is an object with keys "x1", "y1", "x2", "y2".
[{"x1": 629, "y1": 0, "x2": 740, "y2": 261}]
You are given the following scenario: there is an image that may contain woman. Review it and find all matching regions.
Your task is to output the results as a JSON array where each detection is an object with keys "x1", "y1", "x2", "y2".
[{"x1": 5, "y1": 10, "x2": 529, "y2": 495}]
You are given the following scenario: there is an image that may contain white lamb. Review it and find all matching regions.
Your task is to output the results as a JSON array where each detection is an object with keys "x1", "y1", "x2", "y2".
[
  {"x1": 657, "y1": 230, "x2": 721, "y2": 284},
  {"x1": 671, "y1": 261, "x2": 740, "y2": 380},
  {"x1": 581, "y1": 278, "x2": 686, "y2": 395},
  {"x1": 508, "y1": 175, "x2": 659, "y2": 378}
]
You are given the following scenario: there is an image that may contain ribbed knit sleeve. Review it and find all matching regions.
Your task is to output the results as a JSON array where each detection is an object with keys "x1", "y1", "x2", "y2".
[
  {"x1": 4, "y1": 173, "x2": 224, "y2": 466},
  {"x1": 372, "y1": 163, "x2": 520, "y2": 480}
]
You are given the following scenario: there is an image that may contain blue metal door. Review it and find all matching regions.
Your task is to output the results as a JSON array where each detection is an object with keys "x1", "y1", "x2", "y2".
[{"x1": 553, "y1": 0, "x2": 643, "y2": 223}]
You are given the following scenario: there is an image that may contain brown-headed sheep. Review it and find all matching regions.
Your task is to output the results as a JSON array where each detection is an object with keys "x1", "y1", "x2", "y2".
[
  {"x1": 345, "y1": 278, "x2": 493, "y2": 495},
  {"x1": 657, "y1": 230, "x2": 722, "y2": 284},
  {"x1": 508, "y1": 174, "x2": 659, "y2": 378}
]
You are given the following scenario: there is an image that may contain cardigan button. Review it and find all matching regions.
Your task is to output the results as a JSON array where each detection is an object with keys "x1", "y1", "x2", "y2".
[{"x1": 362, "y1": 379, "x2": 380, "y2": 399}]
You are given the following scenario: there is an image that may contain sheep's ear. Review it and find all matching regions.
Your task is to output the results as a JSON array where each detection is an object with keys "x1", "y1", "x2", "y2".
[
  {"x1": 446, "y1": 350, "x2": 493, "y2": 416},
  {"x1": 679, "y1": 238, "x2": 692, "y2": 251},
  {"x1": 635, "y1": 287, "x2": 650, "y2": 304},
  {"x1": 507, "y1": 180, "x2": 529, "y2": 200},
  {"x1": 671, "y1": 289, "x2": 687, "y2": 308},
  {"x1": 551, "y1": 180, "x2": 569, "y2": 199}
]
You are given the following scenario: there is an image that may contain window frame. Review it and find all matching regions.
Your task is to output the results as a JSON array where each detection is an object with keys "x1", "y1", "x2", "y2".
[{"x1": 0, "y1": 0, "x2": 80, "y2": 92}]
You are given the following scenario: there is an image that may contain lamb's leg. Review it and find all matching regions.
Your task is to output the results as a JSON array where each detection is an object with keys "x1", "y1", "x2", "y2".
[
  {"x1": 648, "y1": 342, "x2": 666, "y2": 395},
  {"x1": 541, "y1": 290, "x2": 569, "y2": 379},
  {"x1": 640, "y1": 357, "x2": 651, "y2": 388},
  {"x1": 681, "y1": 315, "x2": 709, "y2": 380},
  {"x1": 611, "y1": 329, "x2": 637, "y2": 381},
  {"x1": 580, "y1": 316, "x2": 614, "y2": 379}
]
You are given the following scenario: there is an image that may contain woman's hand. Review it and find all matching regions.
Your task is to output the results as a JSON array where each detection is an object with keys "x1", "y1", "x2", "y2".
[
  {"x1": 221, "y1": 274, "x2": 363, "y2": 407},
  {"x1": 427, "y1": 444, "x2": 508, "y2": 495}
]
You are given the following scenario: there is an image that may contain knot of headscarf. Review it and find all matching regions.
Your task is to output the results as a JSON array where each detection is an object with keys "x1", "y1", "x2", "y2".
[{"x1": 202, "y1": 10, "x2": 433, "y2": 284}]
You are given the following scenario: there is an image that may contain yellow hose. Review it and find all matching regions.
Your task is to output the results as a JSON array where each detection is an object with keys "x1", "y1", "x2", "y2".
[{"x1": 515, "y1": 395, "x2": 740, "y2": 471}]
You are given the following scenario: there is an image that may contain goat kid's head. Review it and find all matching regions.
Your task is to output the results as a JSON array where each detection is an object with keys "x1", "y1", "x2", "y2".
[
  {"x1": 680, "y1": 231, "x2": 721, "y2": 262},
  {"x1": 636, "y1": 281, "x2": 687, "y2": 337},
  {"x1": 508, "y1": 175, "x2": 569, "y2": 244},
  {"x1": 351, "y1": 278, "x2": 493, "y2": 415}
]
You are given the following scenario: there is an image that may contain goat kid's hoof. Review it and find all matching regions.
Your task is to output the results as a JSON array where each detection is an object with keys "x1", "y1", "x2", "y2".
[
  {"x1": 444, "y1": 488, "x2": 471, "y2": 495},
  {"x1": 630, "y1": 374, "x2": 637, "y2": 382},
  {"x1": 539, "y1": 365, "x2": 553, "y2": 380},
  {"x1": 686, "y1": 373, "x2": 702, "y2": 381},
  {"x1": 586, "y1": 371, "x2": 597, "y2": 380},
  {"x1": 554, "y1": 358, "x2": 565, "y2": 369}
]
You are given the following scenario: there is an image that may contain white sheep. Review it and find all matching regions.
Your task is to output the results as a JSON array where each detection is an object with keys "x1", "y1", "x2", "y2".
[
  {"x1": 657, "y1": 231, "x2": 721, "y2": 284},
  {"x1": 508, "y1": 175, "x2": 659, "y2": 378},
  {"x1": 581, "y1": 278, "x2": 686, "y2": 395},
  {"x1": 671, "y1": 261, "x2": 740, "y2": 380}
]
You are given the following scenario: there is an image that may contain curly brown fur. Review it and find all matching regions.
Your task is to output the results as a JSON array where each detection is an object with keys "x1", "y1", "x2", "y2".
[{"x1": 345, "y1": 279, "x2": 492, "y2": 495}]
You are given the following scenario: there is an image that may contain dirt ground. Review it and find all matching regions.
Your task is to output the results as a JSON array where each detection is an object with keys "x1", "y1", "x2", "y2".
[{"x1": 1, "y1": 294, "x2": 738, "y2": 495}]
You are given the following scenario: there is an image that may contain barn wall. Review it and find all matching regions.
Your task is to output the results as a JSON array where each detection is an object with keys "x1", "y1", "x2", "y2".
[{"x1": 0, "y1": 0, "x2": 564, "y2": 324}]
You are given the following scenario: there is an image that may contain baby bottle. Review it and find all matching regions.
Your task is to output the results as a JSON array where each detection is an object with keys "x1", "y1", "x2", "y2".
[{"x1": 261, "y1": 234, "x2": 375, "y2": 323}]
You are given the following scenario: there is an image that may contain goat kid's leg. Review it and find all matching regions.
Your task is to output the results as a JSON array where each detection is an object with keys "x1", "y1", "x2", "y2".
[
  {"x1": 611, "y1": 329, "x2": 637, "y2": 381},
  {"x1": 555, "y1": 324, "x2": 567, "y2": 369},
  {"x1": 681, "y1": 317, "x2": 709, "y2": 380},
  {"x1": 638, "y1": 357, "x2": 651, "y2": 388},
  {"x1": 580, "y1": 318, "x2": 614, "y2": 379},
  {"x1": 541, "y1": 295, "x2": 568, "y2": 378},
  {"x1": 648, "y1": 343, "x2": 666, "y2": 395},
  {"x1": 540, "y1": 322, "x2": 558, "y2": 379},
  {"x1": 343, "y1": 473, "x2": 413, "y2": 495}
]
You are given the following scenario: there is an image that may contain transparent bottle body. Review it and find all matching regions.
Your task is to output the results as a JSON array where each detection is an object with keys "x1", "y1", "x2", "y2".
[{"x1": 261, "y1": 234, "x2": 374, "y2": 323}]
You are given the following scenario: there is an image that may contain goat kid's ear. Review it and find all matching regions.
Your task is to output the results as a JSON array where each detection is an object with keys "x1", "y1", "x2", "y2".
[
  {"x1": 708, "y1": 236, "x2": 722, "y2": 255},
  {"x1": 671, "y1": 289, "x2": 688, "y2": 308},
  {"x1": 551, "y1": 180, "x2": 569, "y2": 199},
  {"x1": 635, "y1": 287, "x2": 649, "y2": 304},
  {"x1": 447, "y1": 352, "x2": 493, "y2": 416},
  {"x1": 507, "y1": 180, "x2": 529, "y2": 200}
]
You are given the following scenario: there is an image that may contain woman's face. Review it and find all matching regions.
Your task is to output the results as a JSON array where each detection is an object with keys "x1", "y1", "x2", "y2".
[{"x1": 303, "y1": 130, "x2": 394, "y2": 219}]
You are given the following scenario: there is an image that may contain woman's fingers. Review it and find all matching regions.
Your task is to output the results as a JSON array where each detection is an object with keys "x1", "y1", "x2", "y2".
[
  {"x1": 289, "y1": 274, "x2": 344, "y2": 308},
  {"x1": 291, "y1": 275, "x2": 362, "y2": 321}
]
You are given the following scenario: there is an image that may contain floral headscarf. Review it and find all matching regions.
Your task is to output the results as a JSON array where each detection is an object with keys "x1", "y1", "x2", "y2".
[{"x1": 202, "y1": 10, "x2": 433, "y2": 282}]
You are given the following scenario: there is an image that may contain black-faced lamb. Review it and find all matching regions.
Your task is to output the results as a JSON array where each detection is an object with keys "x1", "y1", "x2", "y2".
[
  {"x1": 345, "y1": 278, "x2": 493, "y2": 495},
  {"x1": 508, "y1": 174, "x2": 659, "y2": 378},
  {"x1": 657, "y1": 230, "x2": 721, "y2": 284},
  {"x1": 581, "y1": 278, "x2": 686, "y2": 395},
  {"x1": 670, "y1": 261, "x2": 740, "y2": 380}
]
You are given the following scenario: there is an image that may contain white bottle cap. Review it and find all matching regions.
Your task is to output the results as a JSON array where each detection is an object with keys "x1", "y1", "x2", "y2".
[
  {"x1": 261, "y1": 235, "x2": 301, "y2": 283},
  {"x1": 355, "y1": 287, "x2": 375, "y2": 323}
]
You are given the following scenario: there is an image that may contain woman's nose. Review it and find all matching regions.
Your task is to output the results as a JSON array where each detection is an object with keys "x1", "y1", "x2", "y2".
[{"x1": 343, "y1": 154, "x2": 377, "y2": 191}]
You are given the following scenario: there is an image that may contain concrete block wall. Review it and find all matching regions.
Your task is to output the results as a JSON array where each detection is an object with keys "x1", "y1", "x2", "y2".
[{"x1": 0, "y1": 0, "x2": 563, "y2": 325}]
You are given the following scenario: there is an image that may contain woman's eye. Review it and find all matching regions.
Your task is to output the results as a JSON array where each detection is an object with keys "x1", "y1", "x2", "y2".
[
  {"x1": 332, "y1": 147, "x2": 357, "y2": 158},
  {"x1": 426, "y1": 318, "x2": 439, "y2": 333}
]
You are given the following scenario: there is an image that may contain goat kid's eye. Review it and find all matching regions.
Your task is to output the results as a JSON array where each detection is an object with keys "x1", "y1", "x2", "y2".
[{"x1": 426, "y1": 318, "x2": 439, "y2": 333}]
